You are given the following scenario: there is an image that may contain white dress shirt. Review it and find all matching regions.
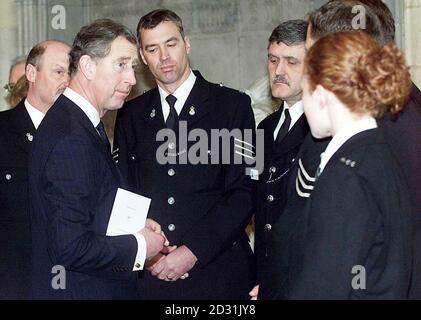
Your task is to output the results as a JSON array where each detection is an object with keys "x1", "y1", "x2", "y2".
[
  {"x1": 317, "y1": 117, "x2": 378, "y2": 176},
  {"x1": 158, "y1": 69, "x2": 197, "y2": 121},
  {"x1": 63, "y1": 87, "x2": 147, "y2": 271},
  {"x1": 273, "y1": 100, "x2": 304, "y2": 141},
  {"x1": 24, "y1": 99, "x2": 45, "y2": 129}
]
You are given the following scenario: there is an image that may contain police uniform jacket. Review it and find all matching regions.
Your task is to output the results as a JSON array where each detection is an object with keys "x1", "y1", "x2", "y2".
[
  {"x1": 261, "y1": 83, "x2": 421, "y2": 299},
  {"x1": 0, "y1": 99, "x2": 35, "y2": 299},
  {"x1": 114, "y1": 71, "x2": 256, "y2": 299},
  {"x1": 254, "y1": 105, "x2": 308, "y2": 282},
  {"x1": 260, "y1": 128, "x2": 412, "y2": 299}
]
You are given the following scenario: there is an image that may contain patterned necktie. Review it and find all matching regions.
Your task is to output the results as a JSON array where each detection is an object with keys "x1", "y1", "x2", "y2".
[
  {"x1": 275, "y1": 108, "x2": 291, "y2": 144},
  {"x1": 165, "y1": 94, "x2": 178, "y2": 130},
  {"x1": 96, "y1": 121, "x2": 111, "y2": 152}
]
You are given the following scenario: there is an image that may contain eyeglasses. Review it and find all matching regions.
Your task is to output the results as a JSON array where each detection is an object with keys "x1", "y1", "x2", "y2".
[{"x1": 4, "y1": 83, "x2": 15, "y2": 93}]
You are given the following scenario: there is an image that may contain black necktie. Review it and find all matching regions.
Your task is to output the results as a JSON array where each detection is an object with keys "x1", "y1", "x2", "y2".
[
  {"x1": 96, "y1": 121, "x2": 111, "y2": 152},
  {"x1": 165, "y1": 94, "x2": 178, "y2": 130},
  {"x1": 275, "y1": 108, "x2": 291, "y2": 144}
]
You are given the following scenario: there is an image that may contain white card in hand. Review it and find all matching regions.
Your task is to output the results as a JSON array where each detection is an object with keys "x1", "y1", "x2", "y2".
[{"x1": 106, "y1": 188, "x2": 151, "y2": 236}]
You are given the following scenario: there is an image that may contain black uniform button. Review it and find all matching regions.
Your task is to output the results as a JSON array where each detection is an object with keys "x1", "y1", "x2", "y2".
[
  {"x1": 269, "y1": 166, "x2": 277, "y2": 173},
  {"x1": 265, "y1": 224, "x2": 272, "y2": 231},
  {"x1": 168, "y1": 169, "x2": 175, "y2": 177},
  {"x1": 168, "y1": 224, "x2": 176, "y2": 232},
  {"x1": 267, "y1": 195, "x2": 274, "y2": 202},
  {"x1": 168, "y1": 197, "x2": 175, "y2": 205},
  {"x1": 5, "y1": 174, "x2": 12, "y2": 181}
]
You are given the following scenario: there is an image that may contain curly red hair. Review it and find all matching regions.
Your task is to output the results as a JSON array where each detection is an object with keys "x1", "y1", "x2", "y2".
[{"x1": 305, "y1": 31, "x2": 411, "y2": 117}]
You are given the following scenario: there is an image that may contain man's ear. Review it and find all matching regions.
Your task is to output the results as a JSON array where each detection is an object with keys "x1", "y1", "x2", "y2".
[
  {"x1": 78, "y1": 55, "x2": 96, "y2": 80},
  {"x1": 26, "y1": 64, "x2": 37, "y2": 83},
  {"x1": 184, "y1": 36, "x2": 191, "y2": 55},
  {"x1": 139, "y1": 49, "x2": 148, "y2": 65}
]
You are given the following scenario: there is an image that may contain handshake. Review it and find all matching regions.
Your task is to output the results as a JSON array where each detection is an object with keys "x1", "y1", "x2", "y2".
[{"x1": 138, "y1": 218, "x2": 197, "y2": 282}]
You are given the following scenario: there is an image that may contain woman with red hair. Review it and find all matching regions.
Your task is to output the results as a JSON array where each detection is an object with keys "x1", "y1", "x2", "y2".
[{"x1": 288, "y1": 31, "x2": 413, "y2": 299}]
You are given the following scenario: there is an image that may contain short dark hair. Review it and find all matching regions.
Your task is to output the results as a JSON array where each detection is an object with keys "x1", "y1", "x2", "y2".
[
  {"x1": 268, "y1": 19, "x2": 308, "y2": 48},
  {"x1": 308, "y1": 0, "x2": 387, "y2": 45},
  {"x1": 26, "y1": 44, "x2": 46, "y2": 70},
  {"x1": 69, "y1": 19, "x2": 138, "y2": 77},
  {"x1": 26, "y1": 40, "x2": 69, "y2": 70},
  {"x1": 358, "y1": 0, "x2": 395, "y2": 43},
  {"x1": 137, "y1": 9, "x2": 185, "y2": 46}
]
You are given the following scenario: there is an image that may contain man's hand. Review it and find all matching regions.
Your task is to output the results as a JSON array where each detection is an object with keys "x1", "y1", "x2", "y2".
[
  {"x1": 139, "y1": 218, "x2": 168, "y2": 259},
  {"x1": 149, "y1": 245, "x2": 197, "y2": 281},
  {"x1": 249, "y1": 285, "x2": 259, "y2": 300},
  {"x1": 145, "y1": 218, "x2": 170, "y2": 246},
  {"x1": 145, "y1": 245, "x2": 177, "y2": 270}
]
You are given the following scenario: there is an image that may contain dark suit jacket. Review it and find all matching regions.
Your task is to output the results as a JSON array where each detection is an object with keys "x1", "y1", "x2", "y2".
[
  {"x1": 380, "y1": 84, "x2": 421, "y2": 299},
  {"x1": 262, "y1": 128, "x2": 412, "y2": 299},
  {"x1": 260, "y1": 84, "x2": 421, "y2": 299},
  {"x1": 114, "y1": 71, "x2": 255, "y2": 299},
  {"x1": 28, "y1": 95, "x2": 139, "y2": 299},
  {"x1": 254, "y1": 105, "x2": 309, "y2": 282},
  {"x1": 0, "y1": 100, "x2": 35, "y2": 299}
]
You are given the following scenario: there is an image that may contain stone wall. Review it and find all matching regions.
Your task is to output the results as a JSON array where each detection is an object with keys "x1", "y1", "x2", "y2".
[
  {"x1": 405, "y1": 0, "x2": 421, "y2": 88},
  {"x1": 0, "y1": 0, "x2": 416, "y2": 111}
]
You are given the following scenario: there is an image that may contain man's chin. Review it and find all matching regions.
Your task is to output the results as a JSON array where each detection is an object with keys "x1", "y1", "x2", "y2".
[{"x1": 271, "y1": 89, "x2": 291, "y2": 100}]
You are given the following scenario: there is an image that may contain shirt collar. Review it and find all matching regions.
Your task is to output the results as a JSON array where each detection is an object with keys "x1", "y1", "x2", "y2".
[
  {"x1": 158, "y1": 70, "x2": 196, "y2": 121},
  {"x1": 273, "y1": 100, "x2": 304, "y2": 140},
  {"x1": 63, "y1": 87, "x2": 101, "y2": 128},
  {"x1": 24, "y1": 99, "x2": 45, "y2": 130},
  {"x1": 318, "y1": 117, "x2": 378, "y2": 175}
]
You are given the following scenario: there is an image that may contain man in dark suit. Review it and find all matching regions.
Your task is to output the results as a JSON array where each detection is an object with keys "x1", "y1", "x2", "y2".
[
  {"x1": 0, "y1": 40, "x2": 70, "y2": 299},
  {"x1": 250, "y1": 20, "x2": 309, "y2": 299},
  {"x1": 114, "y1": 9, "x2": 256, "y2": 299},
  {"x1": 259, "y1": 0, "x2": 421, "y2": 299},
  {"x1": 28, "y1": 19, "x2": 167, "y2": 299}
]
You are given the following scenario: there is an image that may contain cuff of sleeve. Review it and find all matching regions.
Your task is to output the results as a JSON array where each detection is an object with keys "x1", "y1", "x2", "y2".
[{"x1": 132, "y1": 233, "x2": 146, "y2": 271}]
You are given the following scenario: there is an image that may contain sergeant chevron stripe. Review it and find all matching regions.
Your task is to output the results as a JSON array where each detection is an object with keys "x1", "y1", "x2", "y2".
[{"x1": 295, "y1": 158, "x2": 316, "y2": 198}]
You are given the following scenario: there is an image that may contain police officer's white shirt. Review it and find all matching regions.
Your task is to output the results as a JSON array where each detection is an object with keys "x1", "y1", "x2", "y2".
[
  {"x1": 63, "y1": 87, "x2": 147, "y2": 271},
  {"x1": 317, "y1": 117, "x2": 377, "y2": 176},
  {"x1": 24, "y1": 99, "x2": 45, "y2": 130},
  {"x1": 158, "y1": 69, "x2": 197, "y2": 122},
  {"x1": 273, "y1": 100, "x2": 304, "y2": 141}
]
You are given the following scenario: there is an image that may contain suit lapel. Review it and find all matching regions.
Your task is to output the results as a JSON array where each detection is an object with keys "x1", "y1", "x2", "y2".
[
  {"x1": 178, "y1": 71, "x2": 211, "y2": 128},
  {"x1": 8, "y1": 100, "x2": 36, "y2": 156},
  {"x1": 264, "y1": 108, "x2": 283, "y2": 159},
  {"x1": 277, "y1": 114, "x2": 309, "y2": 154},
  {"x1": 61, "y1": 96, "x2": 123, "y2": 184},
  {"x1": 140, "y1": 71, "x2": 211, "y2": 137},
  {"x1": 273, "y1": 113, "x2": 309, "y2": 157},
  {"x1": 140, "y1": 89, "x2": 166, "y2": 133}
]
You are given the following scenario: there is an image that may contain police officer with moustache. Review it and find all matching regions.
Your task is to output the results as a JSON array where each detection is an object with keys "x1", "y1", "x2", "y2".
[
  {"x1": 114, "y1": 9, "x2": 256, "y2": 299},
  {"x1": 250, "y1": 20, "x2": 309, "y2": 299}
]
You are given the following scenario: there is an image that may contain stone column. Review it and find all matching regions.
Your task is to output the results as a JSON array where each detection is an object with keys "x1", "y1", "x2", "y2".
[
  {"x1": 0, "y1": 0, "x2": 19, "y2": 111},
  {"x1": 405, "y1": 0, "x2": 421, "y2": 88}
]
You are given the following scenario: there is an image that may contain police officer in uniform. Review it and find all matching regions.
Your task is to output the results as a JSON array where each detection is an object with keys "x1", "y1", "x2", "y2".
[
  {"x1": 251, "y1": 20, "x2": 309, "y2": 298},
  {"x1": 0, "y1": 40, "x2": 70, "y2": 299},
  {"x1": 114, "y1": 9, "x2": 256, "y2": 299}
]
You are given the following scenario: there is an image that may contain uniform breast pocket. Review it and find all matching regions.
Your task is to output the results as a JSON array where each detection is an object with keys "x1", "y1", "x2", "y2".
[{"x1": 128, "y1": 143, "x2": 157, "y2": 190}]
